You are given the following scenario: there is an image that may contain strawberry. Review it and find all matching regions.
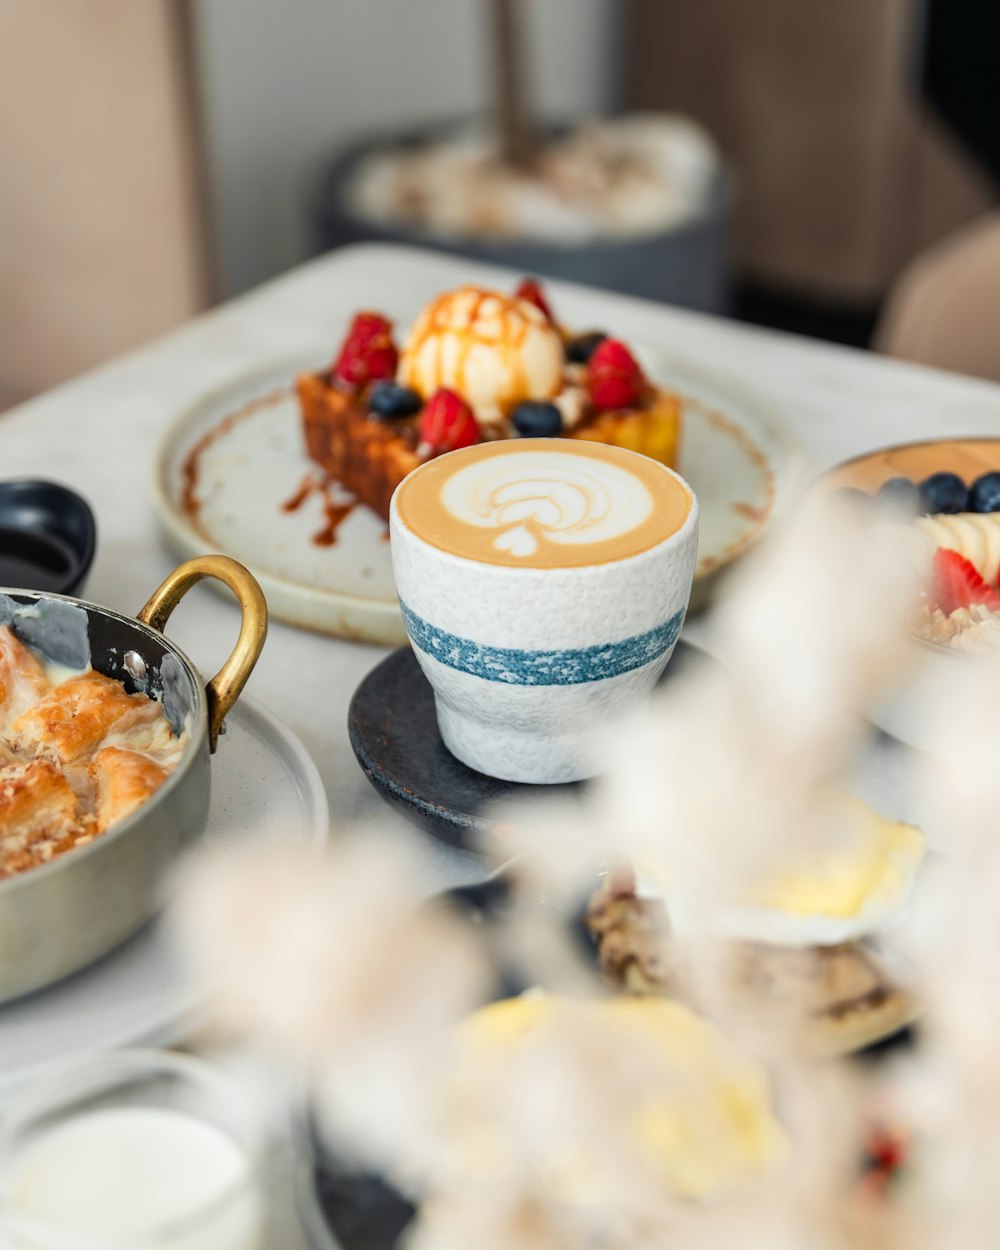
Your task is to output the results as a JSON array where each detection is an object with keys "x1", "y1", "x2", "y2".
[
  {"x1": 586, "y1": 338, "x2": 646, "y2": 410},
  {"x1": 331, "y1": 312, "x2": 398, "y2": 389},
  {"x1": 419, "y1": 389, "x2": 480, "y2": 454},
  {"x1": 515, "y1": 277, "x2": 554, "y2": 322},
  {"x1": 860, "y1": 1124, "x2": 908, "y2": 1198},
  {"x1": 931, "y1": 549, "x2": 1000, "y2": 615}
]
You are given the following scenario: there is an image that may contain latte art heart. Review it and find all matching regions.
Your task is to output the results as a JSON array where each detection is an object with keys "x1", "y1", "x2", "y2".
[
  {"x1": 494, "y1": 524, "x2": 539, "y2": 556},
  {"x1": 441, "y1": 455, "x2": 653, "y2": 557},
  {"x1": 394, "y1": 439, "x2": 692, "y2": 570}
]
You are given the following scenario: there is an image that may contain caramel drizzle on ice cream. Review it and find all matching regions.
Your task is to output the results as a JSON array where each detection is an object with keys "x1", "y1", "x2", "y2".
[{"x1": 398, "y1": 286, "x2": 563, "y2": 420}]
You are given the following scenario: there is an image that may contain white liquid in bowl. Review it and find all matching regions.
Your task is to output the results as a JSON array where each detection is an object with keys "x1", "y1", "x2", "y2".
[{"x1": 0, "y1": 1107, "x2": 261, "y2": 1249}]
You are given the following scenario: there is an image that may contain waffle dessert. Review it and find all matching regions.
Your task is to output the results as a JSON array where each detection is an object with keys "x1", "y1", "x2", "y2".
[
  {"x1": 297, "y1": 278, "x2": 681, "y2": 519},
  {"x1": 0, "y1": 626, "x2": 185, "y2": 879}
]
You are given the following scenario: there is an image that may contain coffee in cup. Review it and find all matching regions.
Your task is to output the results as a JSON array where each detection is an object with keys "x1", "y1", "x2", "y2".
[{"x1": 390, "y1": 438, "x2": 698, "y2": 783}]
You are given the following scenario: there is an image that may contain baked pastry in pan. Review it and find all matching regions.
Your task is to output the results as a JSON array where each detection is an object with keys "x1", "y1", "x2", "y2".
[
  {"x1": 13, "y1": 670, "x2": 168, "y2": 765},
  {"x1": 0, "y1": 626, "x2": 51, "y2": 722},
  {"x1": 91, "y1": 746, "x2": 170, "y2": 831},
  {"x1": 0, "y1": 628, "x2": 185, "y2": 880}
]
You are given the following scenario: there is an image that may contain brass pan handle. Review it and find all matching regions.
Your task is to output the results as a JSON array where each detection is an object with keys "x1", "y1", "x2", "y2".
[{"x1": 137, "y1": 555, "x2": 268, "y2": 752}]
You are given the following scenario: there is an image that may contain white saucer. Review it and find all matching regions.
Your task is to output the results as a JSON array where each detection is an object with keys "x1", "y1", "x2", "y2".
[
  {"x1": 0, "y1": 698, "x2": 329, "y2": 1099},
  {"x1": 152, "y1": 352, "x2": 804, "y2": 643}
]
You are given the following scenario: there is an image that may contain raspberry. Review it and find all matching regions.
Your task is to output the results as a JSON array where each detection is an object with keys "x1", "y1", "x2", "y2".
[
  {"x1": 931, "y1": 549, "x2": 1000, "y2": 615},
  {"x1": 515, "y1": 278, "x2": 554, "y2": 322},
  {"x1": 331, "y1": 312, "x2": 398, "y2": 389},
  {"x1": 419, "y1": 389, "x2": 480, "y2": 453},
  {"x1": 587, "y1": 338, "x2": 646, "y2": 409}
]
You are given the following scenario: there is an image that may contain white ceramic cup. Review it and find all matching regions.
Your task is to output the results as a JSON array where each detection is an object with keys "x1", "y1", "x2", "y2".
[{"x1": 390, "y1": 438, "x2": 699, "y2": 783}]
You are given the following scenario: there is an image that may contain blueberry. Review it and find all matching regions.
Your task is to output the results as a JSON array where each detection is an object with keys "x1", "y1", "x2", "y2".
[
  {"x1": 368, "y1": 380, "x2": 422, "y2": 419},
  {"x1": 969, "y1": 471, "x2": 1000, "y2": 513},
  {"x1": 565, "y1": 332, "x2": 607, "y2": 365},
  {"x1": 876, "y1": 476, "x2": 920, "y2": 514},
  {"x1": 918, "y1": 472, "x2": 968, "y2": 515},
  {"x1": 511, "y1": 402, "x2": 563, "y2": 437}
]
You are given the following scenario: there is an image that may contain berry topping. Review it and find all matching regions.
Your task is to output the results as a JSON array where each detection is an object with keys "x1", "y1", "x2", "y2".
[
  {"x1": 969, "y1": 471, "x2": 1000, "y2": 514},
  {"x1": 931, "y1": 549, "x2": 1000, "y2": 615},
  {"x1": 860, "y1": 1124, "x2": 908, "y2": 1197},
  {"x1": 587, "y1": 338, "x2": 646, "y2": 410},
  {"x1": 514, "y1": 278, "x2": 554, "y2": 322},
  {"x1": 877, "y1": 476, "x2": 920, "y2": 514},
  {"x1": 331, "y1": 312, "x2": 398, "y2": 389},
  {"x1": 565, "y1": 332, "x2": 608, "y2": 365},
  {"x1": 419, "y1": 389, "x2": 480, "y2": 453},
  {"x1": 368, "y1": 380, "x2": 422, "y2": 420},
  {"x1": 511, "y1": 401, "x2": 563, "y2": 437},
  {"x1": 919, "y1": 472, "x2": 968, "y2": 515}
]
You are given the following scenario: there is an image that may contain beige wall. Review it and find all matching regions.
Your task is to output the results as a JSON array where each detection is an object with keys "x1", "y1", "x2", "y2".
[{"x1": 0, "y1": 0, "x2": 210, "y2": 399}]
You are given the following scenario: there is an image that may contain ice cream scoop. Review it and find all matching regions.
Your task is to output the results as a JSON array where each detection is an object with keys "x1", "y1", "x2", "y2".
[{"x1": 399, "y1": 285, "x2": 564, "y2": 423}]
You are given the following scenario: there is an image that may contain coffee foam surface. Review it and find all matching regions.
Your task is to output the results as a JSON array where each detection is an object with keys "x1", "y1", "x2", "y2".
[{"x1": 394, "y1": 439, "x2": 692, "y2": 569}]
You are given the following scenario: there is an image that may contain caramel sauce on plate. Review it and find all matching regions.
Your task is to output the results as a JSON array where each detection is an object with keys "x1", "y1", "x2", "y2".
[{"x1": 281, "y1": 471, "x2": 356, "y2": 546}]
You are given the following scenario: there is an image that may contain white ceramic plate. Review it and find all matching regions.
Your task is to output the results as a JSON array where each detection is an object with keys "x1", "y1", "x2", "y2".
[
  {"x1": 0, "y1": 698, "x2": 329, "y2": 1100},
  {"x1": 152, "y1": 353, "x2": 805, "y2": 644}
]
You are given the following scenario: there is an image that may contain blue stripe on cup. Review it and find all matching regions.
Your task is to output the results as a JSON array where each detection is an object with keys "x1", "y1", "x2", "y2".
[{"x1": 399, "y1": 602, "x2": 685, "y2": 687}]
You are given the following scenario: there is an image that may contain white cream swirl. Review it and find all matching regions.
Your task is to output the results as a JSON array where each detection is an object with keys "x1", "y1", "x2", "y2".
[{"x1": 439, "y1": 450, "x2": 654, "y2": 558}]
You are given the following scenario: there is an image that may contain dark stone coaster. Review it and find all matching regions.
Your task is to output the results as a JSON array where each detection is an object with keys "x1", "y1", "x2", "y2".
[{"x1": 348, "y1": 639, "x2": 706, "y2": 851}]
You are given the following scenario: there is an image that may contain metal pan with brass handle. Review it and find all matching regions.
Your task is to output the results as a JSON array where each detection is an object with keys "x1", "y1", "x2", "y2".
[{"x1": 0, "y1": 556, "x2": 269, "y2": 1003}]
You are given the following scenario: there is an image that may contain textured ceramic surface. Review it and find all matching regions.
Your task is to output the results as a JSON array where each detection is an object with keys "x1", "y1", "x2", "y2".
[
  {"x1": 390, "y1": 454, "x2": 698, "y2": 783},
  {"x1": 0, "y1": 698, "x2": 328, "y2": 1100}
]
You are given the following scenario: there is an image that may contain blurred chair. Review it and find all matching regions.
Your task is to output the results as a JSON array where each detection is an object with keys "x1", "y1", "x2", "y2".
[{"x1": 876, "y1": 213, "x2": 1000, "y2": 383}]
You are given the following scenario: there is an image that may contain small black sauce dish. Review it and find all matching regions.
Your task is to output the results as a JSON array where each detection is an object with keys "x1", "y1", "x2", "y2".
[{"x1": 0, "y1": 479, "x2": 97, "y2": 596}]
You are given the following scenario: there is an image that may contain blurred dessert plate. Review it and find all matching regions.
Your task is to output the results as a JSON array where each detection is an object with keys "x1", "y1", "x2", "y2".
[
  {"x1": 823, "y1": 437, "x2": 1000, "y2": 750},
  {"x1": 153, "y1": 326, "x2": 801, "y2": 644}
]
